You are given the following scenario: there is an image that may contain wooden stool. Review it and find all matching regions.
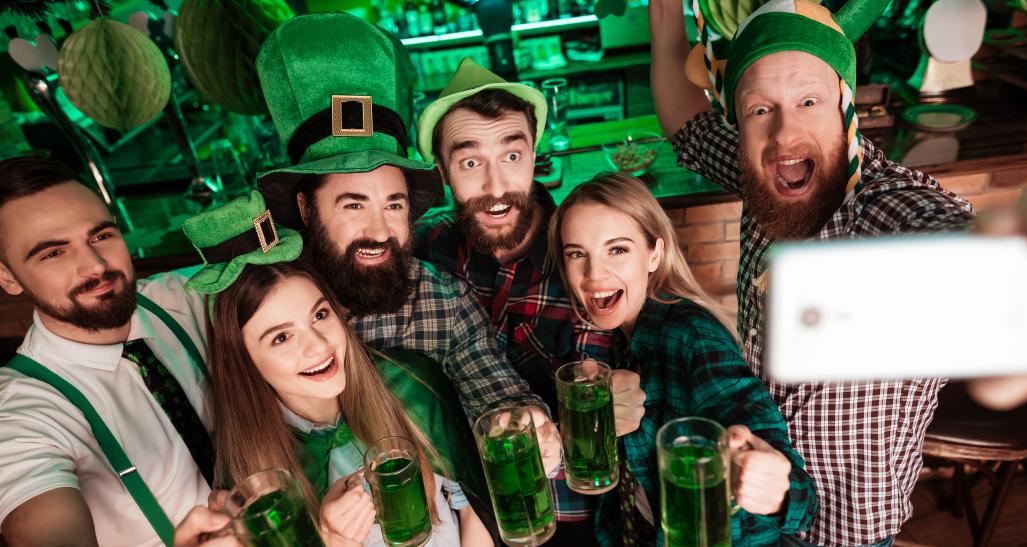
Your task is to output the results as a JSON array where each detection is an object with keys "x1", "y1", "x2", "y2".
[{"x1": 922, "y1": 383, "x2": 1027, "y2": 547}]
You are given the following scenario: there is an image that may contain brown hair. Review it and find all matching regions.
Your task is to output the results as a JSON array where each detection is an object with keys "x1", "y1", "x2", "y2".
[
  {"x1": 0, "y1": 153, "x2": 81, "y2": 209},
  {"x1": 431, "y1": 88, "x2": 539, "y2": 164},
  {"x1": 548, "y1": 172, "x2": 737, "y2": 338},
  {"x1": 207, "y1": 261, "x2": 441, "y2": 520},
  {"x1": 0, "y1": 154, "x2": 85, "y2": 261}
]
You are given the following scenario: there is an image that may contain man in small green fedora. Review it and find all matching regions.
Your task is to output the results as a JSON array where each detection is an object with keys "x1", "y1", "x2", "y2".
[
  {"x1": 414, "y1": 58, "x2": 629, "y2": 545},
  {"x1": 253, "y1": 12, "x2": 560, "y2": 468}
]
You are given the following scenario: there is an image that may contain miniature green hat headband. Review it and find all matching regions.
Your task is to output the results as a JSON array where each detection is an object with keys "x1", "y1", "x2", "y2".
[
  {"x1": 686, "y1": 0, "x2": 889, "y2": 196},
  {"x1": 183, "y1": 190, "x2": 302, "y2": 295}
]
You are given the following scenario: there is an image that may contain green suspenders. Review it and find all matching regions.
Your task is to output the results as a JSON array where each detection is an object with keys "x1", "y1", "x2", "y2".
[
  {"x1": 136, "y1": 294, "x2": 208, "y2": 378},
  {"x1": 3, "y1": 293, "x2": 207, "y2": 547}
]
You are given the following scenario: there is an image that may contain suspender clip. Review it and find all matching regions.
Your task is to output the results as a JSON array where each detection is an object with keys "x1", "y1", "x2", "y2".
[{"x1": 119, "y1": 466, "x2": 138, "y2": 477}]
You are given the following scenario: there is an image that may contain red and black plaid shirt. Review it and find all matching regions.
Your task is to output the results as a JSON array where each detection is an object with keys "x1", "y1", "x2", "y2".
[
  {"x1": 415, "y1": 183, "x2": 613, "y2": 411},
  {"x1": 673, "y1": 112, "x2": 974, "y2": 546}
]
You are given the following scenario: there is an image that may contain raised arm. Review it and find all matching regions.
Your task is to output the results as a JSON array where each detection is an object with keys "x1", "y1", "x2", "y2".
[
  {"x1": 649, "y1": 0, "x2": 711, "y2": 137},
  {"x1": 3, "y1": 488, "x2": 99, "y2": 547}
]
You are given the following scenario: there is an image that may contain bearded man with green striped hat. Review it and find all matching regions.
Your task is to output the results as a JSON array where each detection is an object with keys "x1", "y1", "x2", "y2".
[{"x1": 649, "y1": 0, "x2": 973, "y2": 545}]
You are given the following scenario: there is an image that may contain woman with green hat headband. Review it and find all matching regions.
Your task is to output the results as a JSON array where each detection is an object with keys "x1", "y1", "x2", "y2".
[{"x1": 181, "y1": 192, "x2": 492, "y2": 546}]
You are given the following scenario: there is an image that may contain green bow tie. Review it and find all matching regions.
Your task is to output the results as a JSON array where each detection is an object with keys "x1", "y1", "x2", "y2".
[{"x1": 293, "y1": 421, "x2": 361, "y2": 498}]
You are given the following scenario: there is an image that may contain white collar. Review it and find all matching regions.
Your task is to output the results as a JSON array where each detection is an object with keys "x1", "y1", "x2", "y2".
[
  {"x1": 23, "y1": 300, "x2": 158, "y2": 372},
  {"x1": 278, "y1": 399, "x2": 341, "y2": 434}
]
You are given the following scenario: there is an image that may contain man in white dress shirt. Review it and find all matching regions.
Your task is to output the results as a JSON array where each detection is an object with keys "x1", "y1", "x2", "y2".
[{"x1": 0, "y1": 155, "x2": 233, "y2": 546}]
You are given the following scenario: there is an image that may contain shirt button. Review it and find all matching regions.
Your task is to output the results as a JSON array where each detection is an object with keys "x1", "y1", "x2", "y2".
[{"x1": 749, "y1": 328, "x2": 757, "y2": 336}]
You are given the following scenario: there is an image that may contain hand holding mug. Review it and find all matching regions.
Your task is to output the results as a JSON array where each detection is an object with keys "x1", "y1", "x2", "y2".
[
  {"x1": 611, "y1": 369, "x2": 646, "y2": 436},
  {"x1": 525, "y1": 404, "x2": 563, "y2": 477},
  {"x1": 173, "y1": 506, "x2": 241, "y2": 547},
  {"x1": 726, "y1": 425, "x2": 792, "y2": 515},
  {"x1": 320, "y1": 470, "x2": 376, "y2": 547}
]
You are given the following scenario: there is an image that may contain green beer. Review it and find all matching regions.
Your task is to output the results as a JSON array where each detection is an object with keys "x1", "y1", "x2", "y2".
[
  {"x1": 481, "y1": 431, "x2": 555, "y2": 538},
  {"x1": 660, "y1": 444, "x2": 731, "y2": 547},
  {"x1": 558, "y1": 381, "x2": 618, "y2": 493},
  {"x1": 475, "y1": 406, "x2": 557, "y2": 545},
  {"x1": 373, "y1": 457, "x2": 432, "y2": 545},
  {"x1": 240, "y1": 490, "x2": 324, "y2": 547},
  {"x1": 226, "y1": 470, "x2": 324, "y2": 547},
  {"x1": 365, "y1": 437, "x2": 433, "y2": 547}
]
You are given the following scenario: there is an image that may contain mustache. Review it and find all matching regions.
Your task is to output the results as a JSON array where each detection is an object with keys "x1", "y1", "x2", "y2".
[
  {"x1": 461, "y1": 191, "x2": 533, "y2": 216},
  {"x1": 761, "y1": 145, "x2": 820, "y2": 166},
  {"x1": 70, "y1": 270, "x2": 127, "y2": 299}
]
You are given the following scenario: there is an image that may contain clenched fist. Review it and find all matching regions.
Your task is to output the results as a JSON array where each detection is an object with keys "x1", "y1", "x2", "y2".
[
  {"x1": 727, "y1": 425, "x2": 792, "y2": 515},
  {"x1": 611, "y1": 369, "x2": 646, "y2": 436}
]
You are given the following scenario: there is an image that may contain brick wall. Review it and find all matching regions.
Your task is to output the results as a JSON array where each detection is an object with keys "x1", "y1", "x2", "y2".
[
  {"x1": 667, "y1": 200, "x2": 743, "y2": 319},
  {"x1": 668, "y1": 166, "x2": 1027, "y2": 319}
]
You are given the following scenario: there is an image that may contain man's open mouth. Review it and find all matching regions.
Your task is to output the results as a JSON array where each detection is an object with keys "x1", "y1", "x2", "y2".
[
  {"x1": 774, "y1": 157, "x2": 815, "y2": 195},
  {"x1": 355, "y1": 246, "x2": 388, "y2": 260},
  {"x1": 590, "y1": 289, "x2": 623, "y2": 311},
  {"x1": 486, "y1": 203, "x2": 513, "y2": 218}
]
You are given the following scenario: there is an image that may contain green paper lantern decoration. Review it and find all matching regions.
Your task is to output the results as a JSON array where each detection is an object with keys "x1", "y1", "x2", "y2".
[
  {"x1": 175, "y1": 0, "x2": 295, "y2": 115},
  {"x1": 57, "y1": 19, "x2": 172, "y2": 131}
]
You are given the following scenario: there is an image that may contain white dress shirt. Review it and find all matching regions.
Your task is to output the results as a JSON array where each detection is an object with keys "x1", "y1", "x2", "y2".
[{"x1": 0, "y1": 270, "x2": 211, "y2": 546}]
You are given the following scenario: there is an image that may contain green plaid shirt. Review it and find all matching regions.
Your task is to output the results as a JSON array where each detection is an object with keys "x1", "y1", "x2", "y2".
[
  {"x1": 351, "y1": 260, "x2": 545, "y2": 420},
  {"x1": 595, "y1": 296, "x2": 817, "y2": 546}
]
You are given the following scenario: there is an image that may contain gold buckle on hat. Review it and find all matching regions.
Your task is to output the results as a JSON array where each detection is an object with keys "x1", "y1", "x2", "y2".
[
  {"x1": 253, "y1": 210, "x2": 279, "y2": 253},
  {"x1": 331, "y1": 95, "x2": 374, "y2": 137}
]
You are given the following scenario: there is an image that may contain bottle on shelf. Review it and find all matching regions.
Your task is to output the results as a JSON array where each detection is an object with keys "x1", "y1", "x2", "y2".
[
  {"x1": 405, "y1": 0, "x2": 422, "y2": 37},
  {"x1": 418, "y1": 3, "x2": 434, "y2": 36}
]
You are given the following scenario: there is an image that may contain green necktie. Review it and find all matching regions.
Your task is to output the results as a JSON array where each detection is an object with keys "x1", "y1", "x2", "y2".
[{"x1": 122, "y1": 338, "x2": 214, "y2": 485}]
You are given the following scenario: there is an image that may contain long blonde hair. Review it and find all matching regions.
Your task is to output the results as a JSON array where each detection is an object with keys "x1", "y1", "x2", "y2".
[
  {"x1": 549, "y1": 172, "x2": 737, "y2": 339},
  {"x1": 207, "y1": 261, "x2": 441, "y2": 521}
]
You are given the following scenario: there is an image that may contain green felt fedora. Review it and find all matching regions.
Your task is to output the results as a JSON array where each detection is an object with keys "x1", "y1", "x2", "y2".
[
  {"x1": 416, "y1": 57, "x2": 548, "y2": 164},
  {"x1": 255, "y1": 13, "x2": 442, "y2": 228},
  {"x1": 183, "y1": 190, "x2": 302, "y2": 294}
]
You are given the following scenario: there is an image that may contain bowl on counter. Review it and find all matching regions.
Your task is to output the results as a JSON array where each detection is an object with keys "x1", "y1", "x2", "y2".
[{"x1": 602, "y1": 131, "x2": 662, "y2": 177}]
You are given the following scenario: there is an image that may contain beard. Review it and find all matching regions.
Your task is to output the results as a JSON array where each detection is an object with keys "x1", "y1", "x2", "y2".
[
  {"x1": 307, "y1": 215, "x2": 416, "y2": 317},
  {"x1": 739, "y1": 137, "x2": 849, "y2": 241},
  {"x1": 457, "y1": 190, "x2": 536, "y2": 255},
  {"x1": 27, "y1": 269, "x2": 136, "y2": 331}
]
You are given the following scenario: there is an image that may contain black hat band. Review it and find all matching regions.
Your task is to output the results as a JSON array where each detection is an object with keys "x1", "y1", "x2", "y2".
[
  {"x1": 198, "y1": 211, "x2": 280, "y2": 264},
  {"x1": 287, "y1": 95, "x2": 410, "y2": 165}
]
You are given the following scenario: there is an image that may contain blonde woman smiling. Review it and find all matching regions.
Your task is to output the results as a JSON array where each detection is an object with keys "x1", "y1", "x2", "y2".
[{"x1": 549, "y1": 173, "x2": 816, "y2": 546}]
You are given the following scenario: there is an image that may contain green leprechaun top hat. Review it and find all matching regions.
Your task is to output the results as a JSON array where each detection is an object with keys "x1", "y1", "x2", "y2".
[
  {"x1": 686, "y1": 0, "x2": 890, "y2": 197},
  {"x1": 183, "y1": 190, "x2": 302, "y2": 295},
  {"x1": 255, "y1": 13, "x2": 442, "y2": 228},
  {"x1": 416, "y1": 57, "x2": 548, "y2": 164}
]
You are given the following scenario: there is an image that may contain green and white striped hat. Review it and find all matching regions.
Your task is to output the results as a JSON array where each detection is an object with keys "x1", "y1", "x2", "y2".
[{"x1": 686, "y1": 0, "x2": 888, "y2": 196}]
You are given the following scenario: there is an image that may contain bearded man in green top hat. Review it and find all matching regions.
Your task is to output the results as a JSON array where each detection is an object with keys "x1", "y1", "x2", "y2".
[
  {"x1": 650, "y1": 0, "x2": 973, "y2": 545},
  {"x1": 253, "y1": 12, "x2": 560, "y2": 472}
]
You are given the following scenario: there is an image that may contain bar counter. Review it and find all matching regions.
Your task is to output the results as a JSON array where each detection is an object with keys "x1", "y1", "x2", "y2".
[{"x1": 424, "y1": 79, "x2": 1027, "y2": 219}]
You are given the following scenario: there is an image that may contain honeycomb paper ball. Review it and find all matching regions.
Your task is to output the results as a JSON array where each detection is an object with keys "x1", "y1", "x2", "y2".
[
  {"x1": 57, "y1": 19, "x2": 172, "y2": 131},
  {"x1": 176, "y1": 0, "x2": 295, "y2": 115}
]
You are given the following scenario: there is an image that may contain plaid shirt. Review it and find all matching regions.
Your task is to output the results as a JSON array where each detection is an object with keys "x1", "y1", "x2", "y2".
[
  {"x1": 673, "y1": 111, "x2": 974, "y2": 546},
  {"x1": 416, "y1": 183, "x2": 613, "y2": 409},
  {"x1": 597, "y1": 297, "x2": 817, "y2": 546},
  {"x1": 350, "y1": 260, "x2": 545, "y2": 420},
  {"x1": 416, "y1": 183, "x2": 614, "y2": 521}
]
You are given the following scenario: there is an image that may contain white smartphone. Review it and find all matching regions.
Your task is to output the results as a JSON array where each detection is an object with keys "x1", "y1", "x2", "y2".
[{"x1": 766, "y1": 235, "x2": 1027, "y2": 383}]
